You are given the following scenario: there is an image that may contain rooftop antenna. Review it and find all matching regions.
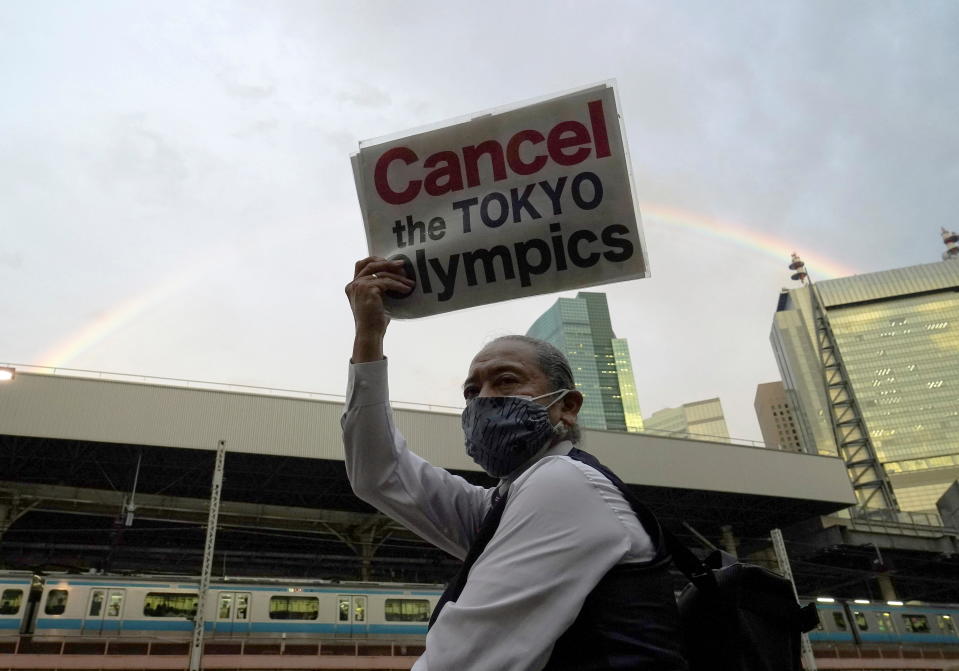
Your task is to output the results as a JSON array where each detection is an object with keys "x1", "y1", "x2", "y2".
[
  {"x1": 788, "y1": 252, "x2": 809, "y2": 284},
  {"x1": 942, "y1": 228, "x2": 959, "y2": 261}
]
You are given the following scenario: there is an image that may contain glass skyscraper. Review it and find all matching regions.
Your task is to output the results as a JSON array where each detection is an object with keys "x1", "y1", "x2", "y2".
[
  {"x1": 526, "y1": 292, "x2": 643, "y2": 432},
  {"x1": 771, "y1": 260, "x2": 959, "y2": 513}
]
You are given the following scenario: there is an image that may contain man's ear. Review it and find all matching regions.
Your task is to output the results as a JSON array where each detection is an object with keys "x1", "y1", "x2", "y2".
[{"x1": 559, "y1": 389, "x2": 583, "y2": 427}]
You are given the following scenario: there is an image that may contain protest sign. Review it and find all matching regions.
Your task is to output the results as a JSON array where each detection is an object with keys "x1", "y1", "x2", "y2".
[{"x1": 351, "y1": 82, "x2": 649, "y2": 319}]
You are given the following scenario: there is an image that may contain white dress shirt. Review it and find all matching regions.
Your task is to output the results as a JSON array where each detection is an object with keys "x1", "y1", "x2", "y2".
[{"x1": 341, "y1": 359, "x2": 654, "y2": 671}]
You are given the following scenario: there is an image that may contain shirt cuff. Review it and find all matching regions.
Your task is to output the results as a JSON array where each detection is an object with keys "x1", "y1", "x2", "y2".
[{"x1": 345, "y1": 357, "x2": 390, "y2": 408}]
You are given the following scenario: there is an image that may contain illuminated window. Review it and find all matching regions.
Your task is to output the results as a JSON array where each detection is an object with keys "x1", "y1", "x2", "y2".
[
  {"x1": 0, "y1": 590, "x2": 22, "y2": 615},
  {"x1": 144, "y1": 592, "x2": 198, "y2": 618},
  {"x1": 45, "y1": 590, "x2": 68, "y2": 615},
  {"x1": 901, "y1": 614, "x2": 930, "y2": 633},
  {"x1": 270, "y1": 596, "x2": 318, "y2": 620},
  {"x1": 385, "y1": 599, "x2": 431, "y2": 622}
]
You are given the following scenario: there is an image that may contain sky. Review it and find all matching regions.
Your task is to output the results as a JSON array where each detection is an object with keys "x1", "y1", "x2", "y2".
[{"x1": 2, "y1": 0, "x2": 957, "y2": 443}]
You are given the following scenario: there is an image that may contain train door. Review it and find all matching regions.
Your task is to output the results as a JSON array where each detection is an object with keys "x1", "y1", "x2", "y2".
[
  {"x1": 334, "y1": 595, "x2": 368, "y2": 637},
  {"x1": 82, "y1": 589, "x2": 125, "y2": 635},
  {"x1": 214, "y1": 592, "x2": 251, "y2": 636}
]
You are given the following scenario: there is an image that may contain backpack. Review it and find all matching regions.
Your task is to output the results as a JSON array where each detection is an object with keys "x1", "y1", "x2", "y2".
[
  {"x1": 569, "y1": 448, "x2": 819, "y2": 671},
  {"x1": 667, "y1": 540, "x2": 820, "y2": 671}
]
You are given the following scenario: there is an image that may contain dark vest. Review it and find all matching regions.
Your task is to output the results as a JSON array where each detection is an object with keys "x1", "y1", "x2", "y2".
[{"x1": 430, "y1": 447, "x2": 688, "y2": 670}]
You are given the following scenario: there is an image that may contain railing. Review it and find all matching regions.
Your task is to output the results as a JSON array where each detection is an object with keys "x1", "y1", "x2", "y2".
[{"x1": 848, "y1": 507, "x2": 945, "y2": 529}]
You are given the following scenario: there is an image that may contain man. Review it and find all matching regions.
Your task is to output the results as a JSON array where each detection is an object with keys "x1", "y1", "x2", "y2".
[{"x1": 342, "y1": 256, "x2": 687, "y2": 670}]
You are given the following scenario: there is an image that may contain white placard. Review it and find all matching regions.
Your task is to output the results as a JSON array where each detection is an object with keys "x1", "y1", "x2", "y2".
[{"x1": 351, "y1": 83, "x2": 648, "y2": 318}]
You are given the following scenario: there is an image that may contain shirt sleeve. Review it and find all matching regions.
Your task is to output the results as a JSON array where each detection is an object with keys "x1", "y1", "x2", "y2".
[
  {"x1": 340, "y1": 358, "x2": 490, "y2": 560},
  {"x1": 414, "y1": 456, "x2": 635, "y2": 671}
]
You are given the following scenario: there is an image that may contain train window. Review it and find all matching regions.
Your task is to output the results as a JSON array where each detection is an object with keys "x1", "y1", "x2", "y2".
[
  {"x1": 218, "y1": 594, "x2": 233, "y2": 619},
  {"x1": 144, "y1": 592, "x2": 198, "y2": 618},
  {"x1": 385, "y1": 599, "x2": 431, "y2": 623},
  {"x1": 901, "y1": 614, "x2": 930, "y2": 633},
  {"x1": 937, "y1": 615, "x2": 956, "y2": 636},
  {"x1": 269, "y1": 596, "x2": 318, "y2": 620},
  {"x1": 338, "y1": 599, "x2": 349, "y2": 622},
  {"x1": 89, "y1": 590, "x2": 104, "y2": 616},
  {"x1": 0, "y1": 590, "x2": 22, "y2": 615},
  {"x1": 832, "y1": 612, "x2": 847, "y2": 630},
  {"x1": 877, "y1": 612, "x2": 895, "y2": 632},
  {"x1": 853, "y1": 612, "x2": 869, "y2": 631},
  {"x1": 354, "y1": 597, "x2": 366, "y2": 622},
  {"x1": 235, "y1": 594, "x2": 249, "y2": 620},
  {"x1": 45, "y1": 590, "x2": 68, "y2": 615},
  {"x1": 107, "y1": 593, "x2": 124, "y2": 617}
]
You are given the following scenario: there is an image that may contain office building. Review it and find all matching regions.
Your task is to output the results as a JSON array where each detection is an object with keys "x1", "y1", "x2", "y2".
[
  {"x1": 771, "y1": 259, "x2": 959, "y2": 513},
  {"x1": 644, "y1": 398, "x2": 729, "y2": 443},
  {"x1": 526, "y1": 292, "x2": 643, "y2": 432},
  {"x1": 754, "y1": 381, "x2": 803, "y2": 451}
]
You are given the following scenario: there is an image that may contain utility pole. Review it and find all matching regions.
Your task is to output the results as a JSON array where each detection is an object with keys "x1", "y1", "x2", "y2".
[
  {"x1": 189, "y1": 441, "x2": 226, "y2": 671},
  {"x1": 771, "y1": 528, "x2": 817, "y2": 671}
]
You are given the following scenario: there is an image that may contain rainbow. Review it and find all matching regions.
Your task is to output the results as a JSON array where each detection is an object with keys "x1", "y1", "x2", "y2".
[
  {"x1": 36, "y1": 204, "x2": 858, "y2": 369},
  {"x1": 641, "y1": 203, "x2": 858, "y2": 280},
  {"x1": 36, "y1": 263, "x2": 207, "y2": 370}
]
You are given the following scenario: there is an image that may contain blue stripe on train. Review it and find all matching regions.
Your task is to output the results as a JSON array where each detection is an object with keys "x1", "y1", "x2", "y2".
[
  {"x1": 0, "y1": 619, "x2": 22, "y2": 629},
  {"x1": 34, "y1": 618, "x2": 429, "y2": 636}
]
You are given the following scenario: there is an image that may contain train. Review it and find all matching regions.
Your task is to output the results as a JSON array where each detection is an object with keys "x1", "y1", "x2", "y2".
[
  {"x1": 808, "y1": 596, "x2": 958, "y2": 646},
  {"x1": 2, "y1": 571, "x2": 959, "y2": 648},
  {"x1": 0, "y1": 571, "x2": 441, "y2": 642}
]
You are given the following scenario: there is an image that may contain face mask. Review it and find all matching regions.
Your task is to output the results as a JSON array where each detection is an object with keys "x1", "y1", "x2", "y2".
[{"x1": 462, "y1": 389, "x2": 570, "y2": 478}]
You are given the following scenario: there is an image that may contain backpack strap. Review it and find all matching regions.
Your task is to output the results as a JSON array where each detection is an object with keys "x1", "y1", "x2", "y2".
[
  {"x1": 567, "y1": 448, "x2": 718, "y2": 595},
  {"x1": 428, "y1": 486, "x2": 508, "y2": 628}
]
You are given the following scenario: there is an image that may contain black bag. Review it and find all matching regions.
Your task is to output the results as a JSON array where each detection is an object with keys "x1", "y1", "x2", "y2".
[
  {"x1": 568, "y1": 447, "x2": 819, "y2": 671},
  {"x1": 666, "y1": 537, "x2": 820, "y2": 671}
]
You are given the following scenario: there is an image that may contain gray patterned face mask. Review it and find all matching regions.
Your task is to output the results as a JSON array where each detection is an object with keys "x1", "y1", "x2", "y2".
[{"x1": 461, "y1": 390, "x2": 570, "y2": 478}]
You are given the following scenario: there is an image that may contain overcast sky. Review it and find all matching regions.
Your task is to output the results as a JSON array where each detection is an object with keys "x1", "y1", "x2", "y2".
[{"x1": 3, "y1": 1, "x2": 957, "y2": 443}]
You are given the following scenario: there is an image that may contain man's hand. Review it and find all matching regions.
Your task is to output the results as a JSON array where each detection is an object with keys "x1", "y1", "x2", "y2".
[{"x1": 345, "y1": 257, "x2": 415, "y2": 362}]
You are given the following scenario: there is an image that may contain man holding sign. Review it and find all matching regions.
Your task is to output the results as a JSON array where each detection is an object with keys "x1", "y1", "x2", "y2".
[
  {"x1": 342, "y1": 86, "x2": 684, "y2": 669},
  {"x1": 342, "y1": 256, "x2": 687, "y2": 669}
]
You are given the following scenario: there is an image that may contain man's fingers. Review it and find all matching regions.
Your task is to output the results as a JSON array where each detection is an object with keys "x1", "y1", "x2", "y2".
[
  {"x1": 356, "y1": 258, "x2": 408, "y2": 280},
  {"x1": 354, "y1": 256, "x2": 382, "y2": 276}
]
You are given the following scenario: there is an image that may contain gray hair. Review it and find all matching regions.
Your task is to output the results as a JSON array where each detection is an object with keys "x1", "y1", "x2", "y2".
[{"x1": 489, "y1": 335, "x2": 582, "y2": 444}]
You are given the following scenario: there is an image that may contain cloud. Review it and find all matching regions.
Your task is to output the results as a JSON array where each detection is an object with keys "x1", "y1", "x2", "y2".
[
  {"x1": 218, "y1": 67, "x2": 276, "y2": 100},
  {"x1": 337, "y1": 85, "x2": 391, "y2": 109},
  {"x1": 0, "y1": 252, "x2": 24, "y2": 269}
]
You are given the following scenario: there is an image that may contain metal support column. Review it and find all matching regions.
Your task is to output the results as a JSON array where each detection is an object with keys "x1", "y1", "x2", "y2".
[
  {"x1": 789, "y1": 254, "x2": 897, "y2": 512},
  {"x1": 771, "y1": 528, "x2": 817, "y2": 671},
  {"x1": 808, "y1": 284, "x2": 898, "y2": 510},
  {"x1": 189, "y1": 441, "x2": 226, "y2": 671}
]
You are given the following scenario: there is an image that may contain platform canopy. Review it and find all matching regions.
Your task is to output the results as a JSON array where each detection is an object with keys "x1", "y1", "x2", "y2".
[{"x1": 1, "y1": 369, "x2": 855, "y2": 582}]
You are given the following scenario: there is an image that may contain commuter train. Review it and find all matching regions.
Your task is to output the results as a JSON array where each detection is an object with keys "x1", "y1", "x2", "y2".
[
  {"x1": 2, "y1": 571, "x2": 959, "y2": 648},
  {"x1": 808, "y1": 596, "x2": 959, "y2": 646},
  {"x1": 0, "y1": 572, "x2": 441, "y2": 642}
]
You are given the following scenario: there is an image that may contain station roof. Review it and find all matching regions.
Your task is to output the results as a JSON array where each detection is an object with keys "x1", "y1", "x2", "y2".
[{"x1": 0, "y1": 368, "x2": 855, "y2": 540}]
